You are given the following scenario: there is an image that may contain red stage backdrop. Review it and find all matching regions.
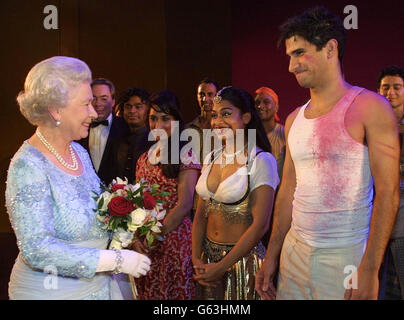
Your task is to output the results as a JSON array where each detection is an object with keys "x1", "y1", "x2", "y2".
[{"x1": 231, "y1": 0, "x2": 404, "y2": 123}]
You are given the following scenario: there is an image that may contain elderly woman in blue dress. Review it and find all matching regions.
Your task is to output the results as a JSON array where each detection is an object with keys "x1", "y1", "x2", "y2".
[{"x1": 5, "y1": 56, "x2": 151, "y2": 300}]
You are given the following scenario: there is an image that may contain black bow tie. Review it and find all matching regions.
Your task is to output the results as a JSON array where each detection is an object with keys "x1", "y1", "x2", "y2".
[{"x1": 90, "y1": 120, "x2": 109, "y2": 128}]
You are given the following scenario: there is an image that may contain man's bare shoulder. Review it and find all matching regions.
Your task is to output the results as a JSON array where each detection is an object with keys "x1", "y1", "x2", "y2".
[
  {"x1": 353, "y1": 88, "x2": 392, "y2": 115},
  {"x1": 285, "y1": 107, "x2": 301, "y2": 128},
  {"x1": 350, "y1": 88, "x2": 397, "y2": 132}
]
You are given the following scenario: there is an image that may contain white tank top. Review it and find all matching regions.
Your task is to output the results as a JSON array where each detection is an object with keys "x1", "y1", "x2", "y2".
[{"x1": 288, "y1": 86, "x2": 373, "y2": 248}]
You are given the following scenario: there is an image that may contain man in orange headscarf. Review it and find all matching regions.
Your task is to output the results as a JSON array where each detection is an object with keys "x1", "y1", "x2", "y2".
[{"x1": 255, "y1": 86, "x2": 285, "y2": 178}]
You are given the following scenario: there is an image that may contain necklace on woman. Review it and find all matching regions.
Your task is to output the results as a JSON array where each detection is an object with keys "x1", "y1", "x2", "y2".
[
  {"x1": 223, "y1": 148, "x2": 243, "y2": 158},
  {"x1": 220, "y1": 145, "x2": 247, "y2": 169},
  {"x1": 222, "y1": 144, "x2": 248, "y2": 158},
  {"x1": 36, "y1": 129, "x2": 79, "y2": 171}
]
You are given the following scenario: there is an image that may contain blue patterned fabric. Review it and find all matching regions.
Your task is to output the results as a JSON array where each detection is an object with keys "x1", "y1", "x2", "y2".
[{"x1": 5, "y1": 141, "x2": 112, "y2": 299}]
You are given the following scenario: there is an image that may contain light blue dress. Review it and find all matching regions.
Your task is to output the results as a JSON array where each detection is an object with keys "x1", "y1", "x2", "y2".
[{"x1": 5, "y1": 141, "x2": 122, "y2": 300}]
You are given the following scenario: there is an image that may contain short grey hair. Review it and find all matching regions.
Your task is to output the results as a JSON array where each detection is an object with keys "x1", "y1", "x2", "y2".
[{"x1": 17, "y1": 56, "x2": 92, "y2": 126}]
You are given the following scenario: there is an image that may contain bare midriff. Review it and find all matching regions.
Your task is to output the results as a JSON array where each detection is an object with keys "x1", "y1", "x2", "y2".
[{"x1": 205, "y1": 209, "x2": 251, "y2": 244}]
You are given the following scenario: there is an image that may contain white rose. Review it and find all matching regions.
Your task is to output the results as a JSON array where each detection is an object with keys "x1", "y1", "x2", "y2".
[
  {"x1": 127, "y1": 223, "x2": 139, "y2": 233},
  {"x1": 131, "y1": 208, "x2": 147, "y2": 224},
  {"x1": 109, "y1": 239, "x2": 123, "y2": 250}
]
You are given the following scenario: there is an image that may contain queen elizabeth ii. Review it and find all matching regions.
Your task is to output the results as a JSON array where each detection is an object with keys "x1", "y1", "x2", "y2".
[{"x1": 5, "y1": 56, "x2": 150, "y2": 299}]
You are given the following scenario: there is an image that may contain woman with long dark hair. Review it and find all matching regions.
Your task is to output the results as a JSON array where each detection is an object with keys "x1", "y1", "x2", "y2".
[
  {"x1": 134, "y1": 90, "x2": 201, "y2": 299},
  {"x1": 192, "y1": 86, "x2": 280, "y2": 299}
]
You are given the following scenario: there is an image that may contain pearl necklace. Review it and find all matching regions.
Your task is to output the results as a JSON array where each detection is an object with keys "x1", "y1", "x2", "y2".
[{"x1": 36, "y1": 129, "x2": 79, "y2": 171}]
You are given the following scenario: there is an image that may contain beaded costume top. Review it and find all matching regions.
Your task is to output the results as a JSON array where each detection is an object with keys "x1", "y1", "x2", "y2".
[{"x1": 196, "y1": 147, "x2": 279, "y2": 224}]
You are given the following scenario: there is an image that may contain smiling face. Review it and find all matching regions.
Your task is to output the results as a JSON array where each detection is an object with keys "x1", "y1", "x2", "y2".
[
  {"x1": 255, "y1": 93, "x2": 278, "y2": 121},
  {"x1": 197, "y1": 83, "x2": 217, "y2": 112},
  {"x1": 211, "y1": 99, "x2": 250, "y2": 143},
  {"x1": 379, "y1": 75, "x2": 404, "y2": 122},
  {"x1": 57, "y1": 82, "x2": 97, "y2": 140},
  {"x1": 379, "y1": 76, "x2": 404, "y2": 108},
  {"x1": 149, "y1": 107, "x2": 176, "y2": 140},
  {"x1": 91, "y1": 84, "x2": 115, "y2": 121},
  {"x1": 123, "y1": 95, "x2": 149, "y2": 130},
  {"x1": 285, "y1": 35, "x2": 329, "y2": 89}
]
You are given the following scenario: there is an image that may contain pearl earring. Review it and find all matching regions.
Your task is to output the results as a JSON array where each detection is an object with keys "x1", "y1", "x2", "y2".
[{"x1": 56, "y1": 120, "x2": 61, "y2": 126}]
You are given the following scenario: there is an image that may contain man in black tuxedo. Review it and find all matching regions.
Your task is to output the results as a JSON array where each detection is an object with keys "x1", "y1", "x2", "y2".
[{"x1": 78, "y1": 78, "x2": 129, "y2": 185}]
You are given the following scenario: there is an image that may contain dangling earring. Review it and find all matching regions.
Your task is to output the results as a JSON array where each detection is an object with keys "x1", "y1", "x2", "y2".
[{"x1": 55, "y1": 120, "x2": 61, "y2": 126}]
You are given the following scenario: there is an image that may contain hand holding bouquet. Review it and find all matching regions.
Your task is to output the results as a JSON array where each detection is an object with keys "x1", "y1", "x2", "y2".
[{"x1": 94, "y1": 177, "x2": 168, "y2": 252}]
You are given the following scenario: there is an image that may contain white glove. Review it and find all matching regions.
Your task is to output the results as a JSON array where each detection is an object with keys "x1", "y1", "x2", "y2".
[
  {"x1": 96, "y1": 249, "x2": 151, "y2": 278},
  {"x1": 120, "y1": 250, "x2": 151, "y2": 278}
]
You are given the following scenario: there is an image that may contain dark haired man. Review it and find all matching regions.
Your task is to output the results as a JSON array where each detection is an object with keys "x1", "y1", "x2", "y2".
[
  {"x1": 377, "y1": 66, "x2": 404, "y2": 123},
  {"x1": 111, "y1": 87, "x2": 151, "y2": 184},
  {"x1": 377, "y1": 65, "x2": 404, "y2": 299},
  {"x1": 256, "y1": 7, "x2": 400, "y2": 300},
  {"x1": 187, "y1": 78, "x2": 221, "y2": 163},
  {"x1": 78, "y1": 78, "x2": 129, "y2": 185},
  {"x1": 186, "y1": 78, "x2": 220, "y2": 219},
  {"x1": 191, "y1": 78, "x2": 220, "y2": 130}
]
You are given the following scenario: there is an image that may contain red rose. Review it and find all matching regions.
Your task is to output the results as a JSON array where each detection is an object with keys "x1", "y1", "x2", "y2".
[
  {"x1": 143, "y1": 192, "x2": 157, "y2": 210},
  {"x1": 108, "y1": 196, "x2": 134, "y2": 217},
  {"x1": 111, "y1": 184, "x2": 126, "y2": 192}
]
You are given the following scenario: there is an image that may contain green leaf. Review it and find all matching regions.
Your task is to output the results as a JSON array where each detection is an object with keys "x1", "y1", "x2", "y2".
[
  {"x1": 159, "y1": 192, "x2": 170, "y2": 197},
  {"x1": 111, "y1": 217, "x2": 118, "y2": 230},
  {"x1": 146, "y1": 232, "x2": 154, "y2": 247},
  {"x1": 100, "y1": 183, "x2": 110, "y2": 193},
  {"x1": 98, "y1": 197, "x2": 104, "y2": 210},
  {"x1": 139, "y1": 228, "x2": 149, "y2": 237},
  {"x1": 133, "y1": 187, "x2": 141, "y2": 196}
]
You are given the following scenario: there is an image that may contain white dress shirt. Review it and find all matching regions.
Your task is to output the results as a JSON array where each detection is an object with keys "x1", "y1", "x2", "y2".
[{"x1": 89, "y1": 113, "x2": 112, "y2": 172}]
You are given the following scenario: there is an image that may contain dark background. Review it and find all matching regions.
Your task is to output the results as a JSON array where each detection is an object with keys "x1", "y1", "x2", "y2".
[
  {"x1": 0, "y1": 0, "x2": 403, "y2": 299},
  {"x1": 232, "y1": 0, "x2": 404, "y2": 121}
]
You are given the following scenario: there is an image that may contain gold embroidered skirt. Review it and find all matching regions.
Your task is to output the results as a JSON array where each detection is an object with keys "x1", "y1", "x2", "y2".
[{"x1": 196, "y1": 237, "x2": 265, "y2": 300}]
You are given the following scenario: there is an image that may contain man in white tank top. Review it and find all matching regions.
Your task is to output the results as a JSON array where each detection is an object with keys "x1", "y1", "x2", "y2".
[{"x1": 255, "y1": 7, "x2": 400, "y2": 300}]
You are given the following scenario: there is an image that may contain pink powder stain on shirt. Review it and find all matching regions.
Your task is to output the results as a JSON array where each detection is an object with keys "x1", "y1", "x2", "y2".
[{"x1": 312, "y1": 115, "x2": 356, "y2": 210}]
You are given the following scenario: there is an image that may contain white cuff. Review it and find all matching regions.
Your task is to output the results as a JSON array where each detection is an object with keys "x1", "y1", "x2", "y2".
[{"x1": 96, "y1": 249, "x2": 116, "y2": 273}]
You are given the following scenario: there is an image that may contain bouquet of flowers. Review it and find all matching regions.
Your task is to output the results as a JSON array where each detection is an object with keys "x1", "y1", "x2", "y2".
[{"x1": 94, "y1": 177, "x2": 168, "y2": 251}]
